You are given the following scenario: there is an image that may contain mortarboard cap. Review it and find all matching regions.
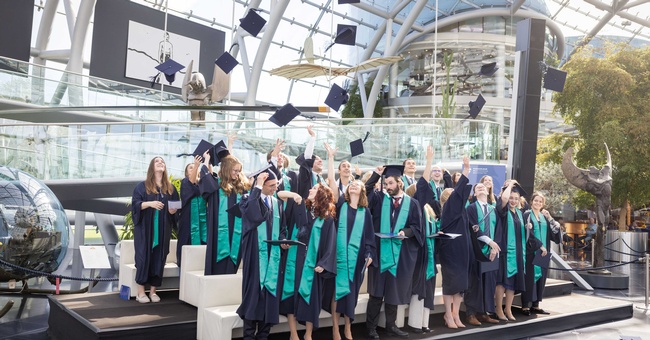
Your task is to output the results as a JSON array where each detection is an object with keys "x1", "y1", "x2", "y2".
[
  {"x1": 338, "y1": 0, "x2": 361, "y2": 3},
  {"x1": 334, "y1": 24, "x2": 357, "y2": 46},
  {"x1": 269, "y1": 103, "x2": 301, "y2": 127},
  {"x1": 239, "y1": 9, "x2": 266, "y2": 37},
  {"x1": 468, "y1": 94, "x2": 486, "y2": 119},
  {"x1": 215, "y1": 52, "x2": 238, "y2": 74},
  {"x1": 188, "y1": 139, "x2": 217, "y2": 166},
  {"x1": 155, "y1": 59, "x2": 184, "y2": 84},
  {"x1": 227, "y1": 203, "x2": 242, "y2": 218},
  {"x1": 350, "y1": 138, "x2": 364, "y2": 158},
  {"x1": 248, "y1": 163, "x2": 279, "y2": 183},
  {"x1": 213, "y1": 140, "x2": 230, "y2": 166},
  {"x1": 383, "y1": 165, "x2": 405, "y2": 178},
  {"x1": 478, "y1": 62, "x2": 498, "y2": 77},
  {"x1": 543, "y1": 67, "x2": 567, "y2": 92},
  {"x1": 324, "y1": 83, "x2": 349, "y2": 111},
  {"x1": 532, "y1": 249, "x2": 551, "y2": 269},
  {"x1": 511, "y1": 182, "x2": 529, "y2": 198}
]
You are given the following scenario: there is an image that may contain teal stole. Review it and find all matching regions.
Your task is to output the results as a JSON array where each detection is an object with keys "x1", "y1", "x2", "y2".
[
  {"x1": 298, "y1": 217, "x2": 325, "y2": 304},
  {"x1": 506, "y1": 208, "x2": 525, "y2": 277},
  {"x1": 152, "y1": 210, "x2": 159, "y2": 249},
  {"x1": 281, "y1": 225, "x2": 298, "y2": 300},
  {"x1": 380, "y1": 195, "x2": 411, "y2": 276},
  {"x1": 424, "y1": 210, "x2": 438, "y2": 280},
  {"x1": 257, "y1": 196, "x2": 281, "y2": 295},
  {"x1": 216, "y1": 181, "x2": 243, "y2": 265},
  {"x1": 476, "y1": 203, "x2": 497, "y2": 257},
  {"x1": 428, "y1": 181, "x2": 440, "y2": 200},
  {"x1": 281, "y1": 169, "x2": 291, "y2": 192},
  {"x1": 190, "y1": 196, "x2": 208, "y2": 244},
  {"x1": 335, "y1": 204, "x2": 365, "y2": 300},
  {"x1": 531, "y1": 212, "x2": 547, "y2": 282}
]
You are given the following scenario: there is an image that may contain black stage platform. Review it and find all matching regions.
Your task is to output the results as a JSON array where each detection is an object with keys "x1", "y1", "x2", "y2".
[{"x1": 48, "y1": 280, "x2": 633, "y2": 340}]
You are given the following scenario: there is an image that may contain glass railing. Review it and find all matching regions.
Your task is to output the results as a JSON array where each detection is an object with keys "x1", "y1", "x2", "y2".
[{"x1": 0, "y1": 116, "x2": 501, "y2": 180}]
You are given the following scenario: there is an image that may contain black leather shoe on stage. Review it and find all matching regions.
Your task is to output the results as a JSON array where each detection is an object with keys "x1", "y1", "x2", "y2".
[
  {"x1": 531, "y1": 307, "x2": 550, "y2": 315},
  {"x1": 407, "y1": 325, "x2": 423, "y2": 334},
  {"x1": 387, "y1": 325, "x2": 409, "y2": 338},
  {"x1": 520, "y1": 308, "x2": 532, "y2": 316},
  {"x1": 367, "y1": 328, "x2": 380, "y2": 339},
  {"x1": 421, "y1": 327, "x2": 433, "y2": 333}
]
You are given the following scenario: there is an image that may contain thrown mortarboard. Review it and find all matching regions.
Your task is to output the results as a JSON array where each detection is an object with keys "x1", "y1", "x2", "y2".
[
  {"x1": 543, "y1": 67, "x2": 567, "y2": 92},
  {"x1": 324, "y1": 24, "x2": 357, "y2": 53},
  {"x1": 338, "y1": 0, "x2": 360, "y2": 3},
  {"x1": 383, "y1": 165, "x2": 405, "y2": 178},
  {"x1": 226, "y1": 203, "x2": 242, "y2": 218},
  {"x1": 324, "y1": 83, "x2": 349, "y2": 111},
  {"x1": 269, "y1": 103, "x2": 301, "y2": 127},
  {"x1": 239, "y1": 9, "x2": 266, "y2": 37},
  {"x1": 468, "y1": 94, "x2": 486, "y2": 119},
  {"x1": 511, "y1": 182, "x2": 529, "y2": 197},
  {"x1": 215, "y1": 52, "x2": 238, "y2": 74},
  {"x1": 155, "y1": 59, "x2": 184, "y2": 85},
  {"x1": 248, "y1": 163, "x2": 279, "y2": 183},
  {"x1": 478, "y1": 62, "x2": 498, "y2": 77},
  {"x1": 349, "y1": 131, "x2": 370, "y2": 158}
]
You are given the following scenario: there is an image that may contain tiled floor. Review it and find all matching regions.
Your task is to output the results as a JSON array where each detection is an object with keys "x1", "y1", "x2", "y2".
[{"x1": 0, "y1": 249, "x2": 648, "y2": 339}]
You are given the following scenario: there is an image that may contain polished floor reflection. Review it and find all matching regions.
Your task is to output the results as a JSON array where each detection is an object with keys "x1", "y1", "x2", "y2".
[{"x1": 0, "y1": 249, "x2": 648, "y2": 339}]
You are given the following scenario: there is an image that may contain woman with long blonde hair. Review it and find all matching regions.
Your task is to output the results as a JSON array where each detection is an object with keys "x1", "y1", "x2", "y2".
[
  {"x1": 198, "y1": 151, "x2": 251, "y2": 275},
  {"x1": 131, "y1": 156, "x2": 179, "y2": 303}
]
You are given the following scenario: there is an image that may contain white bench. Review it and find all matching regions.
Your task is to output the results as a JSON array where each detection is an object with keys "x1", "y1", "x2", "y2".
[
  {"x1": 118, "y1": 239, "x2": 180, "y2": 297},
  {"x1": 179, "y1": 245, "x2": 207, "y2": 306}
]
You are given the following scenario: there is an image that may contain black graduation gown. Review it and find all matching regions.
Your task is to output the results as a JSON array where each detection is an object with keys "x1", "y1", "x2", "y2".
[
  {"x1": 521, "y1": 211, "x2": 560, "y2": 306},
  {"x1": 322, "y1": 197, "x2": 376, "y2": 321},
  {"x1": 294, "y1": 215, "x2": 337, "y2": 329},
  {"x1": 279, "y1": 168, "x2": 298, "y2": 194},
  {"x1": 278, "y1": 198, "x2": 305, "y2": 316},
  {"x1": 177, "y1": 177, "x2": 205, "y2": 267},
  {"x1": 438, "y1": 174, "x2": 472, "y2": 295},
  {"x1": 364, "y1": 172, "x2": 423, "y2": 306},
  {"x1": 198, "y1": 165, "x2": 244, "y2": 275},
  {"x1": 413, "y1": 178, "x2": 438, "y2": 310},
  {"x1": 236, "y1": 187, "x2": 287, "y2": 325},
  {"x1": 295, "y1": 153, "x2": 323, "y2": 200},
  {"x1": 426, "y1": 171, "x2": 453, "y2": 217},
  {"x1": 131, "y1": 182, "x2": 178, "y2": 287},
  {"x1": 465, "y1": 201, "x2": 501, "y2": 314},
  {"x1": 495, "y1": 204, "x2": 536, "y2": 293}
]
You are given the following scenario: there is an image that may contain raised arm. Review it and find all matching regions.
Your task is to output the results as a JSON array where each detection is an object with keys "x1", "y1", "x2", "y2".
[
  {"x1": 269, "y1": 138, "x2": 285, "y2": 168},
  {"x1": 423, "y1": 145, "x2": 434, "y2": 181},
  {"x1": 324, "y1": 142, "x2": 339, "y2": 203},
  {"x1": 304, "y1": 125, "x2": 316, "y2": 160},
  {"x1": 500, "y1": 180, "x2": 514, "y2": 209}
]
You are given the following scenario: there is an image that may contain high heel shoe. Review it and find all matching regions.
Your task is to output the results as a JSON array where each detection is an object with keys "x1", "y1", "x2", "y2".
[
  {"x1": 453, "y1": 318, "x2": 466, "y2": 328},
  {"x1": 444, "y1": 315, "x2": 458, "y2": 329},
  {"x1": 495, "y1": 311, "x2": 508, "y2": 321},
  {"x1": 505, "y1": 311, "x2": 516, "y2": 321}
]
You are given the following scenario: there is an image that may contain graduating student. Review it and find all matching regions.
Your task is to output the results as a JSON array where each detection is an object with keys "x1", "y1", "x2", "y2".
[
  {"x1": 465, "y1": 182, "x2": 502, "y2": 326},
  {"x1": 438, "y1": 156, "x2": 472, "y2": 329},
  {"x1": 131, "y1": 156, "x2": 179, "y2": 303},
  {"x1": 401, "y1": 157, "x2": 418, "y2": 187},
  {"x1": 237, "y1": 167, "x2": 287, "y2": 339},
  {"x1": 177, "y1": 156, "x2": 207, "y2": 268},
  {"x1": 494, "y1": 181, "x2": 541, "y2": 321},
  {"x1": 294, "y1": 183, "x2": 337, "y2": 340},
  {"x1": 421, "y1": 146, "x2": 453, "y2": 216},
  {"x1": 295, "y1": 126, "x2": 326, "y2": 199},
  {"x1": 266, "y1": 139, "x2": 298, "y2": 193},
  {"x1": 521, "y1": 192, "x2": 560, "y2": 316},
  {"x1": 198, "y1": 143, "x2": 251, "y2": 275},
  {"x1": 364, "y1": 165, "x2": 423, "y2": 339},
  {"x1": 322, "y1": 143, "x2": 375, "y2": 340},
  {"x1": 405, "y1": 182, "x2": 437, "y2": 334}
]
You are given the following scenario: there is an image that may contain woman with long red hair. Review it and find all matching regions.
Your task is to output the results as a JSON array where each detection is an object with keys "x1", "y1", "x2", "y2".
[{"x1": 131, "y1": 156, "x2": 179, "y2": 303}]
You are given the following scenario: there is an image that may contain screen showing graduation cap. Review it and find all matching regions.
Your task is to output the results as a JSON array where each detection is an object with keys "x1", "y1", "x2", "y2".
[
  {"x1": 543, "y1": 66, "x2": 567, "y2": 92},
  {"x1": 467, "y1": 93, "x2": 486, "y2": 119},
  {"x1": 215, "y1": 51, "x2": 238, "y2": 74},
  {"x1": 269, "y1": 103, "x2": 301, "y2": 127},
  {"x1": 154, "y1": 58, "x2": 184, "y2": 85},
  {"x1": 324, "y1": 83, "x2": 349, "y2": 111},
  {"x1": 239, "y1": 9, "x2": 266, "y2": 37}
]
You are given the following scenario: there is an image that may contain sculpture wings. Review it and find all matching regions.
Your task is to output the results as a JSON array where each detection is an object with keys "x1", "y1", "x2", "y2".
[
  {"x1": 269, "y1": 56, "x2": 403, "y2": 80},
  {"x1": 561, "y1": 143, "x2": 612, "y2": 191}
]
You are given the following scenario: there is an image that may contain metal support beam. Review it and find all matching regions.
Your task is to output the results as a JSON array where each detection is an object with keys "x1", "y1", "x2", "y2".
[
  {"x1": 511, "y1": 0, "x2": 526, "y2": 14},
  {"x1": 551, "y1": 250, "x2": 594, "y2": 291}
]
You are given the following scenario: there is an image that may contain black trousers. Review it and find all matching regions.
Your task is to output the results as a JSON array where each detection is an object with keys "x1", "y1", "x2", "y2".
[
  {"x1": 243, "y1": 319, "x2": 272, "y2": 340},
  {"x1": 366, "y1": 295, "x2": 397, "y2": 330}
]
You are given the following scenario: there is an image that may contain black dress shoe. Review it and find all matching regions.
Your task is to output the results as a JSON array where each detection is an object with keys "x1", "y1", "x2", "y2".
[
  {"x1": 368, "y1": 328, "x2": 380, "y2": 339},
  {"x1": 407, "y1": 325, "x2": 423, "y2": 334},
  {"x1": 531, "y1": 307, "x2": 550, "y2": 315},
  {"x1": 520, "y1": 308, "x2": 532, "y2": 316},
  {"x1": 387, "y1": 325, "x2": 409, "y2": 338},
  {"x1": 421, "y1": 327, "x2": 433, "y2": 333}
]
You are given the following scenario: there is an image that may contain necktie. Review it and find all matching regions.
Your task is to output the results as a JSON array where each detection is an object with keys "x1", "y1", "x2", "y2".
[
  {"x1": 483, "y1": 204, "x2": 488, "y2": 217},
  {"x1": 393, "y1": 197, "x2": 402, "y2": 209},
  {"x1": 482, "y1": 204, "x2": 490, "y2": 237},
  {"x1": 264, "y1": 196, "x2": 270, "y2": 209}
]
